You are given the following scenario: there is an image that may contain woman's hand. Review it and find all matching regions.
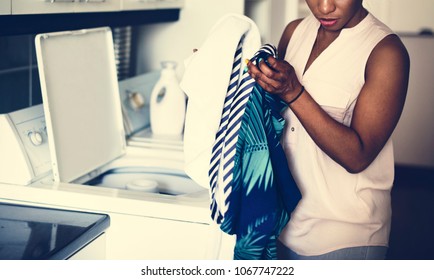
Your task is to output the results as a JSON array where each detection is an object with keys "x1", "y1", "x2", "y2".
[{"x1": 246, "y1": 56, "x2": 303, "y2": 104}]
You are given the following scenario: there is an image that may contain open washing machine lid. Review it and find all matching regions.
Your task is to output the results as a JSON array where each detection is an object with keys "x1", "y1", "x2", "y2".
[{"x1": 35, "y1": 27, "x2": 126, "y2": 183}]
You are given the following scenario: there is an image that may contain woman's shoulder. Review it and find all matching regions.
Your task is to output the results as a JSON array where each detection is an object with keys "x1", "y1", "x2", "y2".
[
  {"x1": 277, "y1": 18, "x2": 305, "y2": 59},
  {"x1": 286, "y1": 18, "x2": 305, "y2": 35},
  {"x1": 368, "y1": 34, "x2": 410, "y2": 74}
]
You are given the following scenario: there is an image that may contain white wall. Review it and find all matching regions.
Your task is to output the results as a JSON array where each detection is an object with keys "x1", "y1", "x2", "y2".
[
  {"x1": 269, "y1": 0, "x2": 299, "y2": 44},
  {"x1": 363, "y1": 0, "x2": 434, "y2": 167},
  {"x1": 244, "y1": 0, "x2": 297, "y2": 45},
  {"x1": 135, "y1": 0, "x2": 244, "y2": 77},
  {"x1": 245, "y1": 0, "x2": 434, "y2": 47},
  {"x1": 364, "y1": 0, "x2": 434, "y2": 34},
  {"x1": 391, "y1": 36, "x2": 434, "y2": 168}
]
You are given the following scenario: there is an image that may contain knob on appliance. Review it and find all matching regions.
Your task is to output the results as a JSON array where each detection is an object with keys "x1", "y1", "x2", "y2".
[{"x1": 28, "y1": 131, "x2": 43, "y2": 146}]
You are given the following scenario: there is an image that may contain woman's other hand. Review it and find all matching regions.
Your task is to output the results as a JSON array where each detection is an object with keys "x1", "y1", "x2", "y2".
[{"x1": 246, "y1": 56, "x2": 303, "y2": 104}]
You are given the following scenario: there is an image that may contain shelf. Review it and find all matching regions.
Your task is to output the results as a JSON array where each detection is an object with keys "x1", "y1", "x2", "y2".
[{"x1": 0, "y1": 9, "x2": 180, "y2": 36}]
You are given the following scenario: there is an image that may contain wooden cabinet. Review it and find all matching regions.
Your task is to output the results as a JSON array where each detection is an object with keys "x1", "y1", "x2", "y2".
[
  {"x1": 1, "y1": 0, "x2": 182, "y2": 36},
  {"x1": 12, "y1": 0, "x2": 76, "y2": 14},
  {"x1": 11, "y1": 0, "x2": 184, "y2": 15},
  {"x1": 75, "y1": 0, "x2": 121, "y2": 13},
  {"x1": 122, "y1": 0, "x2": 185, "y2": 11},
  {"x1": 0, "y1": 0, "x2": 11, "y2": 15},
  {"x1": 12, "y1": 0, "x2": 121, "y2": 15}
]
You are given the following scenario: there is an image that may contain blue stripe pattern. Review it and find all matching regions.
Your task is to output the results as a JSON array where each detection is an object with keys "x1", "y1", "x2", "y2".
[
  {"x1": 208, "y1": 43, "x2": 301, "y2": 259},
  {"x1": 209, "y1": 40, "x2": 246, "y2": 222}
]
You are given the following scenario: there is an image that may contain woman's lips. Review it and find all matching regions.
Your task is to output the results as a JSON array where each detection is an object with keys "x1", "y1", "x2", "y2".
[{"x1": 320, "y1": 18, "x2": 338, "y2": 27}]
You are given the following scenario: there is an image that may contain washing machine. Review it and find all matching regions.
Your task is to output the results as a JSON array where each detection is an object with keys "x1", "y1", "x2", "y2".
[{"x1": 0, "y1": 27, "x2": 235, "y2": 259}]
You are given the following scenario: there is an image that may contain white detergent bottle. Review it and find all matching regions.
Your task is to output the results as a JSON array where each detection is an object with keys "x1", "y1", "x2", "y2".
[{"x1": 150, "y1": 61, "x2": 186, "y2": 136}]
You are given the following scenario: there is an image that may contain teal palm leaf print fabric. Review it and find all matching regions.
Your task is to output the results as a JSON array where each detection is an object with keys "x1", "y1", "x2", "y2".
[
  {"x1": 210, "y1": 44, "x2": 301, "y2": 260},
  {"x1": 231, "y1": 83, "x2": 301, "y2": 260}
]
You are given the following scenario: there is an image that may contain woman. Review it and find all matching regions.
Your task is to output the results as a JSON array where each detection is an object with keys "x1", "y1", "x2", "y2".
[{"x1": 247, "y1": 0, "x2": 410, "y2": 259}]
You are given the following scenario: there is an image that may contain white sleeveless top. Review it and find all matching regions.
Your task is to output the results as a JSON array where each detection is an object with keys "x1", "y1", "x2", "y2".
[{"x1": 279, "y1": 13, "x2": 395, "y2": 256}]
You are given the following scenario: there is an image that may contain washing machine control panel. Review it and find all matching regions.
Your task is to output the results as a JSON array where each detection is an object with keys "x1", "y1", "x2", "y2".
[
  {"x1": 0, "y1": 104, "x2": 51, "y2": 185},
  {"x1": 13, "y1": 105, "x2": 51, "y2": 178}
]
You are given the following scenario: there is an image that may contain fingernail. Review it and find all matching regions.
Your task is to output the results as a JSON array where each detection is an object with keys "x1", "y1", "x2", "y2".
[{"x1": 245, "y1": 59, "x2": 250, "y2": 65}]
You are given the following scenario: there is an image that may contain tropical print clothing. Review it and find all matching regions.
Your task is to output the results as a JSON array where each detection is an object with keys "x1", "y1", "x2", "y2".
[{"x1": 210, "y1": 44, "x2": 301, "y2": 259}]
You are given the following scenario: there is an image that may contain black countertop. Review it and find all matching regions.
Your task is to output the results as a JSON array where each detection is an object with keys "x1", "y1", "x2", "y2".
[{"x1": 0, "y1": 203, "x2": 110, "y2": 260}]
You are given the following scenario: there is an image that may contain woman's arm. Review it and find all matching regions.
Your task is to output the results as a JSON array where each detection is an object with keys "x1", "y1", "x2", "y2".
[{"x1": 248, "y1": 34, "x2": 410, "y2": 173}]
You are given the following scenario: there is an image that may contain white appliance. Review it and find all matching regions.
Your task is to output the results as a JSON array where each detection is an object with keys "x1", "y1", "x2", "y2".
[
  {"x1": 0, "y1": 27, "x2": 234, "y2": 259},
  {"x1": 0, "y1": 105, "x2": 51, "y2": 186},
  {"x1": 117, "y1": 70, "x2": 184, "y2": 151}
]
